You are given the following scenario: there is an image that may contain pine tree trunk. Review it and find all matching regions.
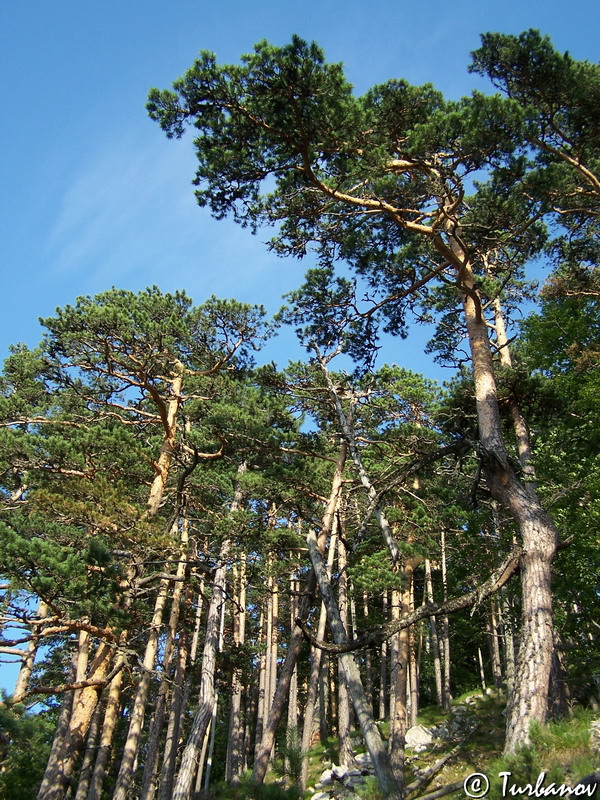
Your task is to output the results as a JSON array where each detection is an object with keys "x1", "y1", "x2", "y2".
[
  {"x1": 225, "y1": 557, "x2": 247, "y2": 783},
  {"x1": 253, "y1": 606, "x2": 268, "y2": 761},
  {"x1": 146, "y1": 361, "x2": 184, "y2": 516},
  {"x1": 486, "y1": 600, "x2": 503, "y2": 689},
  {"x1": 13, "y1": 600, "x2": 48, "y2": 702},
  {"x1": 389, "y1": 586, "x2": 408, "y2": 786},
  {"x1": 440, "y1": 530, "x2": 452, "y2": 711},
  {"x1": 37, "y1": 640, "x2": 113, "y2": 800},
  {"x1": 379, "y1": 592, "x2": 388, "y2": 721},
  {"x1": 201, "y1": 597, "x2": 226, "y2": 793},
  {"x1": 251, "y1": 443, "x2": 347, "y2": 785},
  {"x1": 337, "y1": 536, "x2": 355, "y2": 768},
  {"x1": 300, "y1": 527, "x2": 339, "y2": 792},
  {"x1": 112, "y1": 577, "x2": 170, "y2": 800},
  {"x1": 73, "y1": 701, "x2": 102, "y2": 800},
  {"x1": 86, "y1": 650, "x2": 125, "y2": 800},
  {"x1": 363, "y1": 593, "x2": 374, "y2": 714},
  {"x1": 425, "y1": 560, "x2": 443, "y2": 707},
  {"x1": 499, "y1": 589, "x2": 516, "y2": 700},
  {"x1": 457, "y1": 256, "x2": 557, "y2": 753},
  {"x1": 408, "y1": 573, "x2": 419, "y2": 727},
  {"x1": 171, "y1": 462, "x2": 246, "y2": 800},
  {"x1": 140, "y1": 526, "x2": 190, "y2": 800},
  {"x1": 478, "y1": 648, "x2": 488, "y2": 693},
  {"x1": 307, "y1": 528, "x2": 402, "y2": 800}
]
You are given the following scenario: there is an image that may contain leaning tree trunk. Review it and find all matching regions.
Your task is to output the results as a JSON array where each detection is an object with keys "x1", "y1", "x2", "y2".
[{"x1": 457, "y1": 254, "x2": 557, "y2": 754}]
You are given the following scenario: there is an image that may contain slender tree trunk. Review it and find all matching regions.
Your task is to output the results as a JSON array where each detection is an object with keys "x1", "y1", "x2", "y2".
[
  {"x1": 86, "y1": 649, "x2": 125, "y2": 800},
  {"x1": 300, "y1": 526, "x2": 339, "y2": 792},
  {"x1": 389, "y1": 585, "x2": 408, "y2": 786},
  {"x1": 226, "y1": 557, "x2": 247, "y2": 783},
  {"x1": 156, "y1": 591, "x2": 194, "y2": 800},
  {"x1": 319, "y1": 655, "x2": 330, "y2": 743},
  {"x1": 171, "y1": 462, "x2": 246, "y2": 800},
  {"x1": 36, "y1": 653, "x2": 76, "y2": 800},
  {"x1": 363, "y1": 592, "x2": 374, "y2": 714},
  {"x1": 140, "y1": 521, "x2": 191, "y2": 800},
  {"x1": 425, "y1": 560, "x2": 443, "y2": 707},
  {"x1": 337, "y1": 535, "x2": 355, "y2": 767},
  {"x1": 307, "y1": 528, "x2": 401, "y2": 800},
  {"x1": 478, "y1": 648, "x2": 487, "y2": 693},
  {"x1": 202, "y1": 597, "x2": 226, "y2": 793},
  {"x1": 379, "y1": 593, "x2": 388, "y2": 721},
  {"x1": 486, "y1": 600, "x2": 503, "y2": 689},
  {"x1": 440, "y1": 530, "x2": 451, "y2": 711},
  {"x1": 112, "y1": 577, "x2": 171, "y2": 800},
  {"x1": 499, "y1": 588, "x2": 516, "y2": 700},
  {"x1": 73, "y1": 702, "x2": 102, "y2": 800},
  {"x1": 13, "y1": 600, "x2": 48, "y2": 703},
  {"x1": 253, "y1": 607, "x2": 267, "y2": 761},
  {"x1": 251, "y1": 442, "x2": 347, "y2": 785},
  {"x1": 408, "y1": 573, "x2": 419, "y2": 727}
]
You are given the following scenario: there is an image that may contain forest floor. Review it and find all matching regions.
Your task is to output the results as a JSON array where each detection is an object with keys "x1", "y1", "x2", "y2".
[{"x1": 210, "y1": 691, "x2": 598, "y2": 799}]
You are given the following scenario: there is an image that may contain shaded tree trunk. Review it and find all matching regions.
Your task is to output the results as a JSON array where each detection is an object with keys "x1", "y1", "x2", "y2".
[
  {"x1": 251, "y1": 443, "x2": 347, "y2": 785},
  {"x1": 171, "y1": 462, "x2": 246, "y2": 800},
  {"x1": 425, "y1": 559, "x2": 443, "y2": 707},
  {"x1": 225, "y1": 557, "x2": 247, "y2": 784},
  {"x1": 307, "y1": 528, "x2": 401, "y2": 800}
]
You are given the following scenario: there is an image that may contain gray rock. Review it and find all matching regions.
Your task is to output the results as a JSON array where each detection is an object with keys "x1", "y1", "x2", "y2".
[
  {"x1": 346, "y1": 768, "x2": 362, "y2": 777},
  {"x1": 332, "y1": 765, "x2": 348, "y2": 780},
  {"x1": 354, "y1": 752, "x2": 372, "y2": 766},
  {"x1": 405, "y1": 724, "x2": 435, "y2": 749},
  {"x1": 574, "y1": 773, "x2": 600, "y2": 799},
  {"x1": 310, "y1": 793, "x2": 331, "y2": 800},
  {"x1": 319, "y1": 769, "x2": 334, "y2": 785}
]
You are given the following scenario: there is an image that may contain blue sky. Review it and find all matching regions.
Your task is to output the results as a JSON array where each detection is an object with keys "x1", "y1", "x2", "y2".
[{"x1": 1, "y1": 0, "x2": 598, "y2": 378}]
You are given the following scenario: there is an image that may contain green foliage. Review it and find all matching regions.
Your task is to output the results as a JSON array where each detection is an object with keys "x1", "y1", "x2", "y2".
[
  {"x1": 205, "y1": 774, "x2": 300, "y2": 800},
  {"x1": 0, "y1": 704, "x2": 56, "y2": 800}
]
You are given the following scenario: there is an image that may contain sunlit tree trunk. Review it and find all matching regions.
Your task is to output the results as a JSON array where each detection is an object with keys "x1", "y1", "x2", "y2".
[
  {"x1": 73, "y1": 702, "x2": 102, "y2": 800},
  {"x1": 455, "y1": 251, "x2": 557, "y2": 752},
  {"x1": 37, "y1": 638, "x2": 113, "y2": 800},
  {"x1": 13, "y1": 600, "x2": 48, "y2": 703},
  {"x1": 140, "y1": 516, "x2": 190, "y2": 800},
  {"x1": 112, "y1": 576, "x2": 171, "y2": 800}
]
